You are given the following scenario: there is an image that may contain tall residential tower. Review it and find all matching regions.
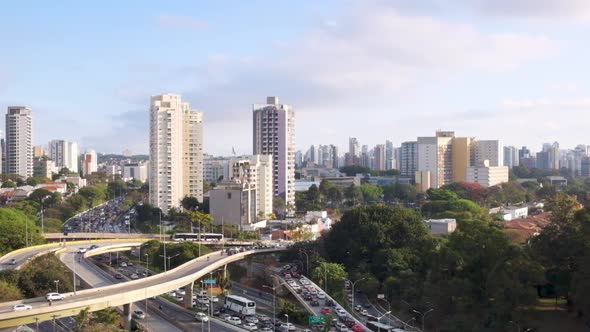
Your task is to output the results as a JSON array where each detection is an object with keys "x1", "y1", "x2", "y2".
[
  {"x1": 5, "y1": 107, "x2": 33, "y2": 178},
  {"x1": 253, "y1": 96, "x2": 295, "y2": 209},
  {"x1": 149, "y1": 94, "x2": 203, "y2": 212}
]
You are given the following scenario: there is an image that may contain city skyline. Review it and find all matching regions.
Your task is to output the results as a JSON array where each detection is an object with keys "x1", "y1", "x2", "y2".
[{"x1": 1, "y1": 1, "x2": 590, "y2": 155}]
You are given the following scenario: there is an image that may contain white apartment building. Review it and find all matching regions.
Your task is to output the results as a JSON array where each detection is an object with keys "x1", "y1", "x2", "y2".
[
  {"x1": 48, "y1": 140, "x2": 79, "y2": 173},
  {"x1": 82, "y1": 149, "x2": 98, "y2": 176},
  {"x1": 466, "y1": 160, "x2": 509, "y2": 187},
  {"x1": 149, "y1": 94, "x2": 203, "y2": 212},
  {"x1": 229, "y1": 155, "x2": 273, "y2": 219},
  {"x1": 253, "y1": 96, "x2": 295, "y2": 209},
  {"x1": 203, "y1": 155, "x2": 230, "y2": 184},
  {"x1": 5, "y1": 106, "x2": 33, "y2": 178},
  {"x1": 425, "y1": 218, "x2": 457, "y2": 235},
  {"x1": 123, "y1": 162, "x2": 148, "y2": 182},
  {"x1": 417, "y1": 131, "x2": 454, "y2": 189},
  {"x1": 472, "y1": 140, "x2": 503, "y2": 167}
]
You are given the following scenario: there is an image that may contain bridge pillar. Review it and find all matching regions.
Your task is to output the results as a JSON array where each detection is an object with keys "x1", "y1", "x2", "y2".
[
  {"x1": 123, "y1": 303, "x2": 132, "y2": 331},
  {"x1": 183, "y1": 281, "x2": 195, "y2": 308},
  {"x1": 246, "y1": 257, "x2": 254, "y2": 279}
]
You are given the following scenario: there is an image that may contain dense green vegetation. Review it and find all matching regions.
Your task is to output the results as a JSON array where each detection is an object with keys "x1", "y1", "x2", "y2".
[
  {"x1": 0, "y1": 208, "x2": 44, "y2": 254},
  {"x1": 140, "y1": 240, "x2": 212, "y2": 272}
]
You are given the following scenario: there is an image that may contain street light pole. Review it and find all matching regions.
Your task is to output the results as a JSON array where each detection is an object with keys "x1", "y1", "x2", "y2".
[
  {"x1": 350, "y1": 277, "x2": 366, "y2": 311},
  {"x1": 285, "y1": 314, "x2": 289, "y2": 328},
  {"x1": 413, "y1": 308, "x2": 434, "y2": 332},
  {"x1": 263, "y1": 284, "x2": 277, "y2": 332},
  {"x1": 145, "y1": 253, "x2": 149, "y2": 314},
  {"x1": 159, "y1": 210, "x2": 166, "y2": 272},
  {"x1": 299, "y1": 250, "x2": 309, "y2": 275}
]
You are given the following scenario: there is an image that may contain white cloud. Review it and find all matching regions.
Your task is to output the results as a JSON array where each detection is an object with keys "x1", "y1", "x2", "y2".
[{"x1": 501, "y1": 98, "x2": 590, "y2": 111}]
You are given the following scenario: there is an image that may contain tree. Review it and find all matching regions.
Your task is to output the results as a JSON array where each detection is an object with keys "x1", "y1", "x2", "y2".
[
  {"x1": 0, "y1": 208, "x2": 44, "y2": 254},
  {"x1": 339, "y1": 165, "x2": 370, "y2": 176},
  {"x1": 74, "y1": 307, "x2": 92, "y2": 332},
  {"x1": 1, "y1": 180, "x2": 16, "y2": 189},
  {"x1": 18, "y1": 255, "x2": 73, "y2": 298},
  {"x1": 188, "y1": 211, "x2": 214, "y2": 231},
  {"x1": 0, "y1": 281, "x2": 21, "y2": 301},
  {"x1": 305, "y1": 184, "x2": 322, "y2": 210},
  {"x1": 546, "y1": 192, "x2": 581, "y2": 226},
  {"x1": 26, "y1": 177, "x2": 50, "y2": 186},
  {"x1": 311, "y1": 262, "x2": 348, "y2": 294},
  {"x1": 344, "y1": 184, "x2": 363, "y2": 207},
  {"x1": 359, "y1": 184, "x2": 383, "y2": 203},
  {"x1": 78, "y1": 185, "x2": 107, "y2": 207},
  {"x1": 181, "y1": 196, "x2": 201, "y2": 211},
  {"x1": 273, "y1": 196, "x2": 286, "y2": 215}
]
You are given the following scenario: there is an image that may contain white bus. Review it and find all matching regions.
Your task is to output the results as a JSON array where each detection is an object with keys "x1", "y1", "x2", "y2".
[
  {"x1": 366, "y1": 321, "x2": 396, "y2": 332},
  {"x1": 223, "y1": 295, "x2": 256, "y2": 315},
  {"x1": 171, "y1": 233, "x2": 224, "y2": 242}
]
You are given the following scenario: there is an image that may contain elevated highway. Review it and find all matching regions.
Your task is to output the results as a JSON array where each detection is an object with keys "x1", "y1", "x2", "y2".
[{"x1": 0, "y1": 244, "x2": 285, "y2": 328}]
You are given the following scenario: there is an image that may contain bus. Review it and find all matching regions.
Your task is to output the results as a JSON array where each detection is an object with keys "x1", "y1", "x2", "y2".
[
  {"x1": 171, "y1": 233, "x2": 224, "y2": 242},
  {"x1": 223, "y1": 295, "x2": 256, "y2": 315},
  {"x1": 366, "y1": 321, "x2": 396, "y2": 332}
]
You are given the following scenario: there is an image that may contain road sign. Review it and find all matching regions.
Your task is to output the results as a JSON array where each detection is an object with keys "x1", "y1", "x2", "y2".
[
  {"x1": 377, "y1": 294, "x2": 385, "y2": 299},
  {"x1": 203, "y1": 279, "x2": 216, "y2": 284},
  {"x1": 309, "y1": 316, "x2": 325, "y2": 324}
]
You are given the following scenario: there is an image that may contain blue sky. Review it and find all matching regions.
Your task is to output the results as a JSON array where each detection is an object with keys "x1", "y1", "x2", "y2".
[{"x1": 1, "y1": 0, "x2": 590, "y2": 155}]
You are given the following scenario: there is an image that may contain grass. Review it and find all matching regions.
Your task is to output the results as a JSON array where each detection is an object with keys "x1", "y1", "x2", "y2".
[{"x1": 519, "y1": 298, "x2": 588, "y2": 332}]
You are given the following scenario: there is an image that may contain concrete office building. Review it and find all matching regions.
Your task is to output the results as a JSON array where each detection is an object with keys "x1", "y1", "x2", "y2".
[
  {"x1": 149, "y1": 94, "x2": 203, "y2": 212},
  {"x1": 373, "y1": 144, "x2": 386, "y2": 171},
  {"x1": 417, "y1": 131, "x2": 454, "y2": 189},
  {"x1": 123, "y1": 163, "x2": 148, "y2": 182},
  {"x1": 466, "y1": 160, "x2": 509, "y2": 187},
  {"x1": 228, "y1": 154, "x2": 273, "y2": 220},
  {"x1": 253, "y1": 96, "x2": 295, "y2": 209},
  {"x1": 210, "y1": 183, "x2": 257, "y2": 227},
  {"x1": 400, "y1": 141, "x2": 418, "y2": 179},
  {"x1": 48, "y1": 140, "x2": 79, "y2": 173},
  {"x1": 5, "y1": 106, "x2": 33, "y2": 178},
  {"x1": 82, "y1": 149, "x2": 98, "y2": 176},
  {"x1": 472, "y1": 140, "x2": 503, "y2": 167}
]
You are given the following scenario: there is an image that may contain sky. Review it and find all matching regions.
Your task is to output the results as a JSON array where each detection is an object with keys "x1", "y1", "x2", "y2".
[{"x1": 1, "y1": 0, "x2": 590, "y2": 155}]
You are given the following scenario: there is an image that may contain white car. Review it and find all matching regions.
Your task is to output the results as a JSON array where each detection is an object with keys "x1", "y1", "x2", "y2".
[
  {"x1": 243, "y1": 323, "x2": 258, "y2": 331},
  {"x1": 133, "y1": 310, "x2": 145, "y2": 319},
  {"x1": 46, "y1": 293, "x2": 65, "y2": 301},
  {"x1": 12, "y1": 304, "x2": 32, "y2": 311},
  {"x1": 280, "y1": 323, "x2": 296, "y2": 331},
  {"x1": 120, "y1": 262, "x2": 127, "y2": 267},
  {"x1": 78, "y1": 248, "x2": 87, "y2": 254},
  {"x1": 245, "y1": 316, "x2": 259, "y2": 324},
  {"x1": 209, "y1": 295, "x2": 219, "y2": 303},
  {"x1": 317, "y1": 292, "x2": 326, "y2": 299},
  {"x1": 195, "y1": 312, "x2": 209, "y2": 322},
  {"x1": 228, "y1": 317, "x2": 242, "y2": 325},
  {"x1": 196, "y1": 298, "x2": 209, "y2": 305},
  {"x1": 130, "y1": 274, "x2": 139, "y2": 279}
]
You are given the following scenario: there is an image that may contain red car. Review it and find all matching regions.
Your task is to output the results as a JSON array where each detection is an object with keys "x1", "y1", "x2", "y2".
[
  {"x1": 320, "y1": 307, "x2": 332, "y2": 315},
  {"x1": 351, "y1": 324, "x2": 364, "y2": 332}
]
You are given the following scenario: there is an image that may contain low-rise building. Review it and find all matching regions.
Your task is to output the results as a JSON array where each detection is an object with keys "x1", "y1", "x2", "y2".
[
  {"x1": 123, "y1": 162, "x2": 148, "y2": 182},
  {"x1": 33, "y1": 157, "x2": 57, "y2": 179},
  {"x1": 425, "y1": 218, "x2": 457, "y2": 235},
  {"x1": 489, "y1": 206, "x2": 529, "y2": 221},
  {"x1": 465, "y1": 160, "x2": 509, "y2": 187},
  {"x1": 210, "y1": 182, "x2": 257, "y2": 227}
]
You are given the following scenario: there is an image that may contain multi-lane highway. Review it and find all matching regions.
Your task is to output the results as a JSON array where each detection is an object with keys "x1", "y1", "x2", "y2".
[{"x1": 0, "y1": 243, "x2": 285, "y2": 328}]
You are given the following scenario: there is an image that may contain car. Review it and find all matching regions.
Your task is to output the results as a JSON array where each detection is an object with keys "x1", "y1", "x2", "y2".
[
  {"x1": 212, "y1": 309, "x2": 221, "y2": 316},
  {"x1": 219, "y1": 313, "x2": 231, "y2": 321},
  {"x1": 89, "y1": 245, "x2": 99, "y2": 249},
  {"x1": 243, "y1": 323, "x2": 258, "y2": 331},
  {"x1": 12, "y1": 304, "x2": 32, "y2": 311},
  {"x1": 195, "y1": 312, "x2": 209, "y2": 322},
  {"x1": 114, "y1": 274, "x2": 123, "y2": 279},
  {"x1": 196, "y1": 298, "x2": 209, "y2": 305},
  {"x1": 360, "y1": 309, "x2": 368, "y2": 316},
  {"x1": 310, "y1": 299, "x2": 320, "y2": 306},
  {"x1": 363, "y1": 303, "x2": 371, "y2": 308},
  {"x1": 209, "y1": 295, "x2": 219, "y2": 303},
  {"x1": 120, "y1": 262, "x2": 127, "y2": 267},
  {"x1": 9, "y1": 259, "x2": 17, "y2": 265},
  {"x1": 354, "y1": 305, "x2": 363, "y2": 311},
  {"x1": 133, "y1": 310, "x2": 145, "y2": 319},
  {"x1": 46, "y1": 293, "x2": 65, "y2": 301},
  {"x1": 351, "y1": 324, "x2": 364, "y2": 332},
  {"x1": 260, "y1": 328, "x2": 273, "y2": 332},
  {"x1": 280, "y1": 323, "x2": 296, "y2": 331},
  {"x1": 320, "y1": 307, "x2": 332, "y2": 315},
  {"x1": 228, "y1": 316, "x2": 242, "y2": 325},
  {"x1": 130, "y1": 274, "x2": 139, "y2": 279},
  {"x1": 128, "y1": 262, "x2": 134, "y2": 266},
  {"x1": 325, "y1": 299, "x2": 335, "y2": 307},
  {"x1": 317, "y1": 292, "x2": 326, "y2": 299},
  {"x1": 78, "y1": 248, "x2": 87, "y2": 254},
  {"x1": 245, "y1": 316, "x2": 259, "y2": 324}
]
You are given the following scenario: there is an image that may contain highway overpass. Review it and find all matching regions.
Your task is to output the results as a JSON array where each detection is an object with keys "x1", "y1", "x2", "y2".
[{"x1": 0, "y1": 243, "x2": 285, "y2": 328}]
